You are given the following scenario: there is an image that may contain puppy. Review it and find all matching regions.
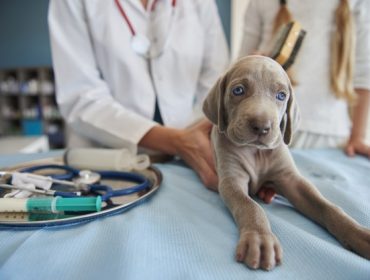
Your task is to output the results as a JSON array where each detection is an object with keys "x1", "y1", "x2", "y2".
[{"x1": 203, "y1": 55, "x2": 370, "y2": 271}]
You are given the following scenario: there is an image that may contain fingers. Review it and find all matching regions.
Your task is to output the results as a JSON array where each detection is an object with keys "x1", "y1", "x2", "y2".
[
  {"x1": 345, "y1": 144, "x2": 356, "y2": 157},
  {"x1": 197, "y1": 160, "x2": 218, "y2": 191},
  {"x1": 177, "y1": 120, "x2": 219, "y2": 190},
  {"x1": 193, "y1": 131, "x2": 218, "y2": 189},
  {"x1": 179, "y1": 136, "x2": 218, "y2": 190},
  {"x1": 191, "y1": 124, "x2": 219, "y2": 189},
  {"x1": 345, "y1": 140, "x2": 370, "y2": 158}
]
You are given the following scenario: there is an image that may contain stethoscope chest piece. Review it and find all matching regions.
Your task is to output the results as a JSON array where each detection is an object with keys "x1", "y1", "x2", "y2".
[
  {"x1": 131, "y1": 34, "x2": 151, "y2": 57},
  {"x1": 75, "y1": 170, "x2": 101, "y2": 185}
]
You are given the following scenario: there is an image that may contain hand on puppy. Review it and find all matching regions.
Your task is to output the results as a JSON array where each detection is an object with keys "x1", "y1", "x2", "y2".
[
  {"x1": 139, "y1": 119, "x2": 218, "y2": 190},
  {"x1": 174, "y1": 119, "x2": 219, "y2": 190}
]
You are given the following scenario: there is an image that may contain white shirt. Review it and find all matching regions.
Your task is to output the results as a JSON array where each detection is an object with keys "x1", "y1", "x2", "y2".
[
  {"x1": 238, "y1": 0, "x2": 370, "y2": 137},
  {"x1": 48, "y1": 0, "x2": 229, "y2": 148}
]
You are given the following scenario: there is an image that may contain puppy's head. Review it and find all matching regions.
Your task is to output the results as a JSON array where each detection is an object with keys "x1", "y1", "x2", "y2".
[{"x1": 203, "y1": 55, "x2": 299, "y2": 149}]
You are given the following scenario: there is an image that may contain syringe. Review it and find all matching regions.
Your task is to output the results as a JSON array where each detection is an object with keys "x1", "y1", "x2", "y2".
[{"x1": 0, "y1": 196, "x2": 102, "y2": 213}]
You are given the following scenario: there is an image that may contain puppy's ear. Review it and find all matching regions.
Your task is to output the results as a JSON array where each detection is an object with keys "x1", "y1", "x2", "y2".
[
  {"x1": 281, "y1": 83, "x2": 300, "y2": 145},
  {"x1": 202, "y1": 74, "x2": 228, "y2": 133}
]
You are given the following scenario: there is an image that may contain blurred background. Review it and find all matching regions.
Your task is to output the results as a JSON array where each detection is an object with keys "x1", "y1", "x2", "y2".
[
  {"x1": 0, "y1": 0, "x2": 368, "y2": 154},
  {"x1": 0, "y1": 0, "x2": 248, "y2": 154}
]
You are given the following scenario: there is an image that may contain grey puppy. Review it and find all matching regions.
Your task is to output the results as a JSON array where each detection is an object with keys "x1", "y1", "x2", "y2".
[{"x1": 203, "y1": 55, "x2": 370, "y2": 271}]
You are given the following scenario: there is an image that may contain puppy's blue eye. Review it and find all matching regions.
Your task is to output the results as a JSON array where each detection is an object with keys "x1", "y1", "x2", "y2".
[
  {"x1": 276, "y1": 91, "x2": 287, "y2": 101},
  {"x1": 232, "y1": 86, "x2": 245, "y2": 96}
]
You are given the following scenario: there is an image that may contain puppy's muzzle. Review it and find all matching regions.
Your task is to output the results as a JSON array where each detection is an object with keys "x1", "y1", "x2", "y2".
[
  {"x1": 227, "y1": 98, "x2": 281, "y2": 148},
  {"x1": 249, "y1": 118, "x2": 272, "y2": 137}
]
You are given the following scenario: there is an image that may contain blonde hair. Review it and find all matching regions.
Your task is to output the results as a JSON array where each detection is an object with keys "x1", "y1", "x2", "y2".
[
  {"x1": 273, "y1": 0, "x2": 293, "y2": 34},
  {"x1": 273, "y1": 0, "x2": 296, "y2": 85},
  {"x1": 273, "y1": 0, "x2": 356, "y2": 104}
]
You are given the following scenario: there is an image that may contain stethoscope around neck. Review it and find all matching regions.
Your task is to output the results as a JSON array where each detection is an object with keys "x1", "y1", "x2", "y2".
[{"x1": 115, "y1": 0, "x2": 177, "y2": 59}]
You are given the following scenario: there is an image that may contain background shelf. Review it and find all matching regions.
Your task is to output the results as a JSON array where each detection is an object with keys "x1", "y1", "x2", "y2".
[{"x1": 0, "y1": 67, "x2": 65, "y2": 148}]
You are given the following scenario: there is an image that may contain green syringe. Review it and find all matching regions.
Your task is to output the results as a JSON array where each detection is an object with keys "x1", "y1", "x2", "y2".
[{"x1": 0, "y1": 196, "x2": 102, "y2": 213}]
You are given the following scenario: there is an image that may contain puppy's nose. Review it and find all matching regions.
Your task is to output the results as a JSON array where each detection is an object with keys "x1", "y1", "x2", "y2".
[{"x1": 249, "y1": 119, "x2": 271, "y2": 136}]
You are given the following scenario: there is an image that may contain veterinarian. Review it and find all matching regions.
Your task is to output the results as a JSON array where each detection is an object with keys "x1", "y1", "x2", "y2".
[
  {"x1": 48, "y1": 0, "x2": 229, "y2": 188},
  {"x1": 238, "y1": 0, "x2": 370, "y2": 157}
]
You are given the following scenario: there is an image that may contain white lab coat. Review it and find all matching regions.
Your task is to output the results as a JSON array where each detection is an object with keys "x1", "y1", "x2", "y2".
[{"x1": 48, "y1": 0, "x2": 229, "y2": 148}]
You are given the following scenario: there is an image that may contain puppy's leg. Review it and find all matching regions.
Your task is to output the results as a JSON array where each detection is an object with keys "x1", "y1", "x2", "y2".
[
  {"x1": 219, "y1": 176, "x2": 283, "y2": 270},
  {"x1": 277, "y1": 173, "x2": 370, "y2": 259}
]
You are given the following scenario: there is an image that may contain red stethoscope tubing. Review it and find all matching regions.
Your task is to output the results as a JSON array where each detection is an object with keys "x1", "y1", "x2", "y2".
[{"x1": 114, "y1": 0, "x2": 177, "y2": 36}]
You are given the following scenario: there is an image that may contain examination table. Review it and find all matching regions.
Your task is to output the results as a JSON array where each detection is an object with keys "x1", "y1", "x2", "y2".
[{"x1": 0, "y1": 148, "x2": 369, "y2": 279}]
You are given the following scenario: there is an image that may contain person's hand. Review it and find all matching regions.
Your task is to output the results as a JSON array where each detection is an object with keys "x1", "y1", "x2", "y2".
[
  {"x1": 174, "y1": 119, "x2": 218, "y2": 191},
  {"x1": 139, "y1": 119, "x2": 218, "y2": 190},
  {"x1": 346, "y1": 89, "x2": 370, "y2": 158},
  {"x1": 345, "y1": 137, "x2": 370, "y2": 158}
]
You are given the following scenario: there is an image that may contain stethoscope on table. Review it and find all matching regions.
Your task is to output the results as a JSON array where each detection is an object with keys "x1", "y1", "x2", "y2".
[
  {"x1": 115, "y1": 0, "x2": 177, "y2": 58},
  {"x1": 0, "y1": 164, "x2": 151, "y2": 213},
  {"x1": 20, "y1": 164, "x2": 150, "y2": 199}
]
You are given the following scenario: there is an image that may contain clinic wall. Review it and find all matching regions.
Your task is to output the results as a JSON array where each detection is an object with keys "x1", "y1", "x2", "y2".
[
  {"x1": 216, "y1": 0, "x2": 231, "y2": 46},
  {"x1": 0, "y1": 0, "x2": 52, "y2": 69},
  {"x1": 0, "y1": 0, "x2": 231, "y2": 69},
  {"x1": 231, "y1": 0, "x2": 250, "y2": 60}
]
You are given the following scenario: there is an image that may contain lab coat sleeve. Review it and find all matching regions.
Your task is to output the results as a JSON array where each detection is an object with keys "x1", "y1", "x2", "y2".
[
  {"x1": 191, "y1": 0, "x2": 230, "y2": 123},
  {"x1": 48, "y1": 0, "x2": 157, "y2": 148},
  {"x1": 237, "y1": 0, "x2": 263, "y2": 59},
  {"x1": 353, "y1": 0, "x2": 370, "y2": 91}
]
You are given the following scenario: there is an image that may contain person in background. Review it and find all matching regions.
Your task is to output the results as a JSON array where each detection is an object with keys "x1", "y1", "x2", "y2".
[
  {"x1": 238, "y1": 0, "x2": 370, "y2": 159},
  {"x1": 48, "y1": 0, "x2": 229, "y2": 189}
]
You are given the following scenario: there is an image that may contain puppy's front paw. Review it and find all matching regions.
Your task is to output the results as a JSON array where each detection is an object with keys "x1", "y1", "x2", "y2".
[{"x1": 235, "y1": 230, "x2": 283, "y2": 271}]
